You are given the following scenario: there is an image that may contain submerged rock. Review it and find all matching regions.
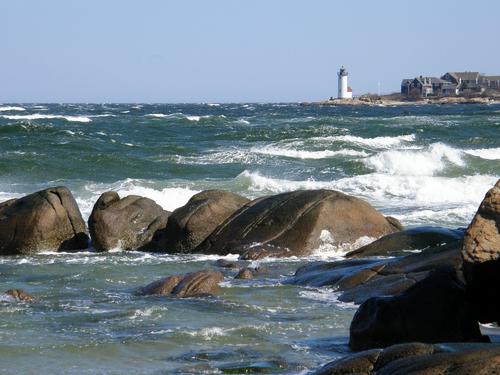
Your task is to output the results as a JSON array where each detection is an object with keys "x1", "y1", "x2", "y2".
[
  {"x1": 196, "y1": 189, "x2": 400, "y2": 257},
  {"x1": 312, "y1": 343, "x2": 500, "y2": 375},
  {"x1": 290, "y1": 240, "x2": 462, "y2": 304},
  {"x1": 462, "y1": 180, "x2": 500, "y2": 323},
  {"x1": 138, "y1": 269, "x2": 224, "y2": 298},
  {"x1": 346, "y1": 226, "x2": 464, "y2": 258},
  {"x1": 88, "y1": 191, "x2": 169, "y2": 251},
  {"x1": 3, "y1": 289, "x2": 34, "y2": 302},
  {"x1": 234, "y1": 266, "x2": 268, "y2": 280},
  {"x1": 160, "y1": 190, "x2": 249, "y2": 253},
  {"x1": 349, "y1": 267, "x2": 486, "y2": 351},
  {"x1": 0, "y1": 187, "x2": 89, "y2": 255}
]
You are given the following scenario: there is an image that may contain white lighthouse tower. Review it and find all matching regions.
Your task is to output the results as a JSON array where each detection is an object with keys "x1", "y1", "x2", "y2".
[{"x1": 337, "y1": 66, "x2": 353, "y2": 99}]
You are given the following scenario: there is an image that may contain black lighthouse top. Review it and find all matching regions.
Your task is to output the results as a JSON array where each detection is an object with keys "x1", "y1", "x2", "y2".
[{"x1": 338, "y1": 66, "x2": 348, "y2": 77}]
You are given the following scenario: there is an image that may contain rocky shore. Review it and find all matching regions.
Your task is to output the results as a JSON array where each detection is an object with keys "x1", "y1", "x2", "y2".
[
  {"x1": 1, "y1": 180, "x2": 500, "y2": 373},
  {"x1": 305, "y1": 96, "x2": 500, "y2": 107}
]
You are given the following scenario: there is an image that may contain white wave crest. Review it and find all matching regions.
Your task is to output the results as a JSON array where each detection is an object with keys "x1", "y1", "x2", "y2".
[
  {"x1": 464, "y1": 147, "x2": 500, "y2": 160},
  {"x1": 235, "y1": 170, "x2": 497, "y2": 225},
  {"x1": 314, "y1": 134, "x2": 416, "y2": 149},
  {"x1": 146, "y1": 113, "x2": 225, "y2": 122},
  {"x1": 1, "y1": 114, "x2": 92, "y2": 123},
  {"x1": 0, "y1": 106, "x2": 26, "y2": 112},
  {"x1": 251, "y1": 145, "x2": 368, "y2": 159},
  {"x1": 363, "y1": 143, "x2": 464, "y2": 176},
  {"x1": 76, "y1": 179, "x2": 200, "y2": 220}
]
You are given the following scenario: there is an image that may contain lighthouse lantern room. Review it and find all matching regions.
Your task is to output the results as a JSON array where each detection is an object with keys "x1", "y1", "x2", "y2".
[{"x1": 337, "y1": 66, "x2": 353, "y2": 99}]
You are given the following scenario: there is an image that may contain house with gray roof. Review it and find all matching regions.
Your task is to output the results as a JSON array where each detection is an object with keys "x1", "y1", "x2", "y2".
[
  {"x1": 441, "y1": 72, "x2": 481, "y2": 85},
  {"x1": 481, "y1": 75, "x2": 500, "y2": 89}
]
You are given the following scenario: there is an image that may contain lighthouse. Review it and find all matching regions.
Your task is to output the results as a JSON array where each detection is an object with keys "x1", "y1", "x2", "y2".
[{"x1": 337, "y1": 66, "x2": 353, "y2": 99}]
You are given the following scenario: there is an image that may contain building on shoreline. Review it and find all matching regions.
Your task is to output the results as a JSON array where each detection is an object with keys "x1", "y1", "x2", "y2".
[
  {"x1": 401, "y1": 71, "x2": 499, "y2": 98},
  {"x1": 337, "y1": 66, "x2": 353, "y2": 99}
]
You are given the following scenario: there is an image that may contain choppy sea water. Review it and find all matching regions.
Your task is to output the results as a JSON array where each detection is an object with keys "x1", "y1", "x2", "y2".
[{"x1": 0, "y1": 103, "x2": 499, "y2": 374}]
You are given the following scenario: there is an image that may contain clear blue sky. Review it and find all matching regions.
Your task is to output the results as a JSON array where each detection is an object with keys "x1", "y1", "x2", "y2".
[{"x1": 1, "y1": 0, "x2": 499, "y2": 103}]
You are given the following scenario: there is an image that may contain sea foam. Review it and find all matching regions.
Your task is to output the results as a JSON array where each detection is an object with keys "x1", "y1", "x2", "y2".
[
  {"x1": 464, "y1": 147, "x2": 500, "y2": 160},
  {"x1": 1, "y1": 114, "x2": 92, "y2": 123},
  {"x1": 251, "y1": 146, "x2": 368, "y2": 159},
  {"x1": 0, "y1": 106, "x2": 26, "y2": 112},
  {"x1": 363, "y1": 143, "x2": 464, "y2": 175},
  {"x1": 313, "y1": 134, "x2": 416, "y2": 149}
]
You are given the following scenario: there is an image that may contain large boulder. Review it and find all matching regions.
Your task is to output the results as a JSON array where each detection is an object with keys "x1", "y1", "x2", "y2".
[
  {"x1": 89, "y1": 192, "x2": 170, "y2": 251},
  {"x1": 196, "y1": 190, "x2": 401, "y2": 257},
  {"x1": 289, "y1": 241, "x2": 462, "y2": 304},
  {"x1": 462, "y1": 180, "x2": 500, "y2": 323},
  {"x1": 346, "y1": 226, "x2": 464, "y2": 258},
  {"x1": 312, "y1": 343, "x2": 500, "y2": 375},
  {"x1": 137, "y1": 269, "x2": 224, "y2": 298},
  {"x1": 0, "y1": 187, "x2": 89, "y2": 255},
  {"x1": 349, "y1": 267, "x2": 487, "y2": 351},
  {"x1": 160, "y1": 190, "x2": 249, "y2": 253}
]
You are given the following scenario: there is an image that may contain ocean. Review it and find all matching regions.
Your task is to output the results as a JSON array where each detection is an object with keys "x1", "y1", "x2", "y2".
[{"x1": 0, "y1": 103, "x2": 499, "y2": 374}]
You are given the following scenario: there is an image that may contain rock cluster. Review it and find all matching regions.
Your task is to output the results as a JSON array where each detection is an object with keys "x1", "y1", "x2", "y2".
[
  {"x1": 309, "y1": 179, "x2": 500, "y2": 373},
  {"x1": 312, "y1": 343, "x2": 500, "y2": 375},
  {"x1": 196, "y1": 190, "x2": 401, "y2": 258},
  {"x1": 0, "y1": 187, "x2": 399, "y2": 257}
]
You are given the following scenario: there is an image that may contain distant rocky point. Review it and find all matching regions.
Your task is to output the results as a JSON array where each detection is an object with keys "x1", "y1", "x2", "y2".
[{"x1": 305, "y1": 95, "x2": 500, "y2": 107}]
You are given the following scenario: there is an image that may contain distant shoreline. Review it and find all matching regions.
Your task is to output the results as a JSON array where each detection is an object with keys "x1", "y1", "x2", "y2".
[{"x1": 304, "y1": 96, "x2": 500, "y2": 107}]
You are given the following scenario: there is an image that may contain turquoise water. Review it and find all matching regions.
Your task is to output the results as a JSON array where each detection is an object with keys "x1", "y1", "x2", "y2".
[{"x1": 0, "y1": 103, "x2": 499, "y2": 374}]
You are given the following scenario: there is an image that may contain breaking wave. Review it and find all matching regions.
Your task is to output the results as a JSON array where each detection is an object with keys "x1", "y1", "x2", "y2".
[
  {"x1": 0, "y1": 106, "x2": 26, "y2": 112},
  {"x1": 464, "y1": 147, "x2": 500, "y2": 160},
  {"x1": 313, "y1": 134, "x2": 416, "y2": 149},
  {"x1": 251, "y1": 145, "x2": 368, "y2": 159},
  {"x1": 362, "y1": 143, "x2": 464, "y2": 176},
  {"x1": 1, "y1": 114, "x2": 92, "y2": 123}
]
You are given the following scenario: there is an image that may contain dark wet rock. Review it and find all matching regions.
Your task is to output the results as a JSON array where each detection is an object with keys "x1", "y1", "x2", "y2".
[
  {"x1": 88, "y1": 191, "x2": 170, "y2": 251},
  {"x1": 196, "y1": 190, "x2": 400, "y2": 257},
  {"x1": 289, "y1": 242, "x2": 462, "y2": 304},
  {"x1": 312, "y1": 348, "x2": 382, "y2": 375},
  {"x1": 235, "y1": 268, "x2": 255, "y2": 280},
  {"x1": 215, "y1": 259, "x2": 241, "y2": 269},
  {"x1": 3, "y1": 289, "x2": 34, "y2": 302},
  {"x1": 235, "y1": 265, "x2": 269, "y2": 280},
  {"x1": 218, "y1": 360, "x2": 288, "y2": 374},
  {"x1": 349, "y1": 267, "x2": 487, "y2": 351},
  {"x1": 346, "y1": 226, "x2": 465, "y2": 258},
  {"x1": 160, "y1": 190, "x2": 249, "y2": 253},
  {"x1": 0, "y1": 187, "x2": 89, "y2": 255},
  {"x1": 462, "y1": 180, "x2": 500, "y2": 323},
  {"x1": 138, "y1": 269, "x2": 224, "y2": 298},
  {"x1": 311, "y1": 343, "x2": 500, "y2": 375}
]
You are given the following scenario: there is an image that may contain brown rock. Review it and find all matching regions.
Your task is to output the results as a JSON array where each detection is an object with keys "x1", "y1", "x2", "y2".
[
  {"x1": 89, "y1": 192, "x2": 169, "y2": 251},
  {"x1": 138, "y1": 269, "x2": 224, "y2": 298},
  {"x1": 137, "y1": 275, "x2": 183, "y2": 296},
  {"x1": 160, "y1": 190, "x2": 249, "y2": 253},
  {"x1": 347, "y1": 226, "x2": 464, "y2": 258},
  {"x1": 462, "y1": 180, "x2": 500, "y2": 263},
  {"x1": 462, "y1": 180, "x2": 500, "y2": 323},
  {"x1": 235, "y1": 268, "x2": 255, "y2": 279},
  {"x1": 0, "y1": 187, "x2": 89, "y2": 255},
  {"x1": 312, "y1": 343, "x2": 500, "y2": 375},
  {"x1": 196, "y1": 190, "x2": 399, "y2": 257},
  {"x1": 4, "y1": 289, "x2": 34, "y2": 302},
  {"x1": 349, "y1": 267, "x2": 487, "y2": 351},
  {"x1": 290, "y1": 241, "x2": 462, "y2": 305}
]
